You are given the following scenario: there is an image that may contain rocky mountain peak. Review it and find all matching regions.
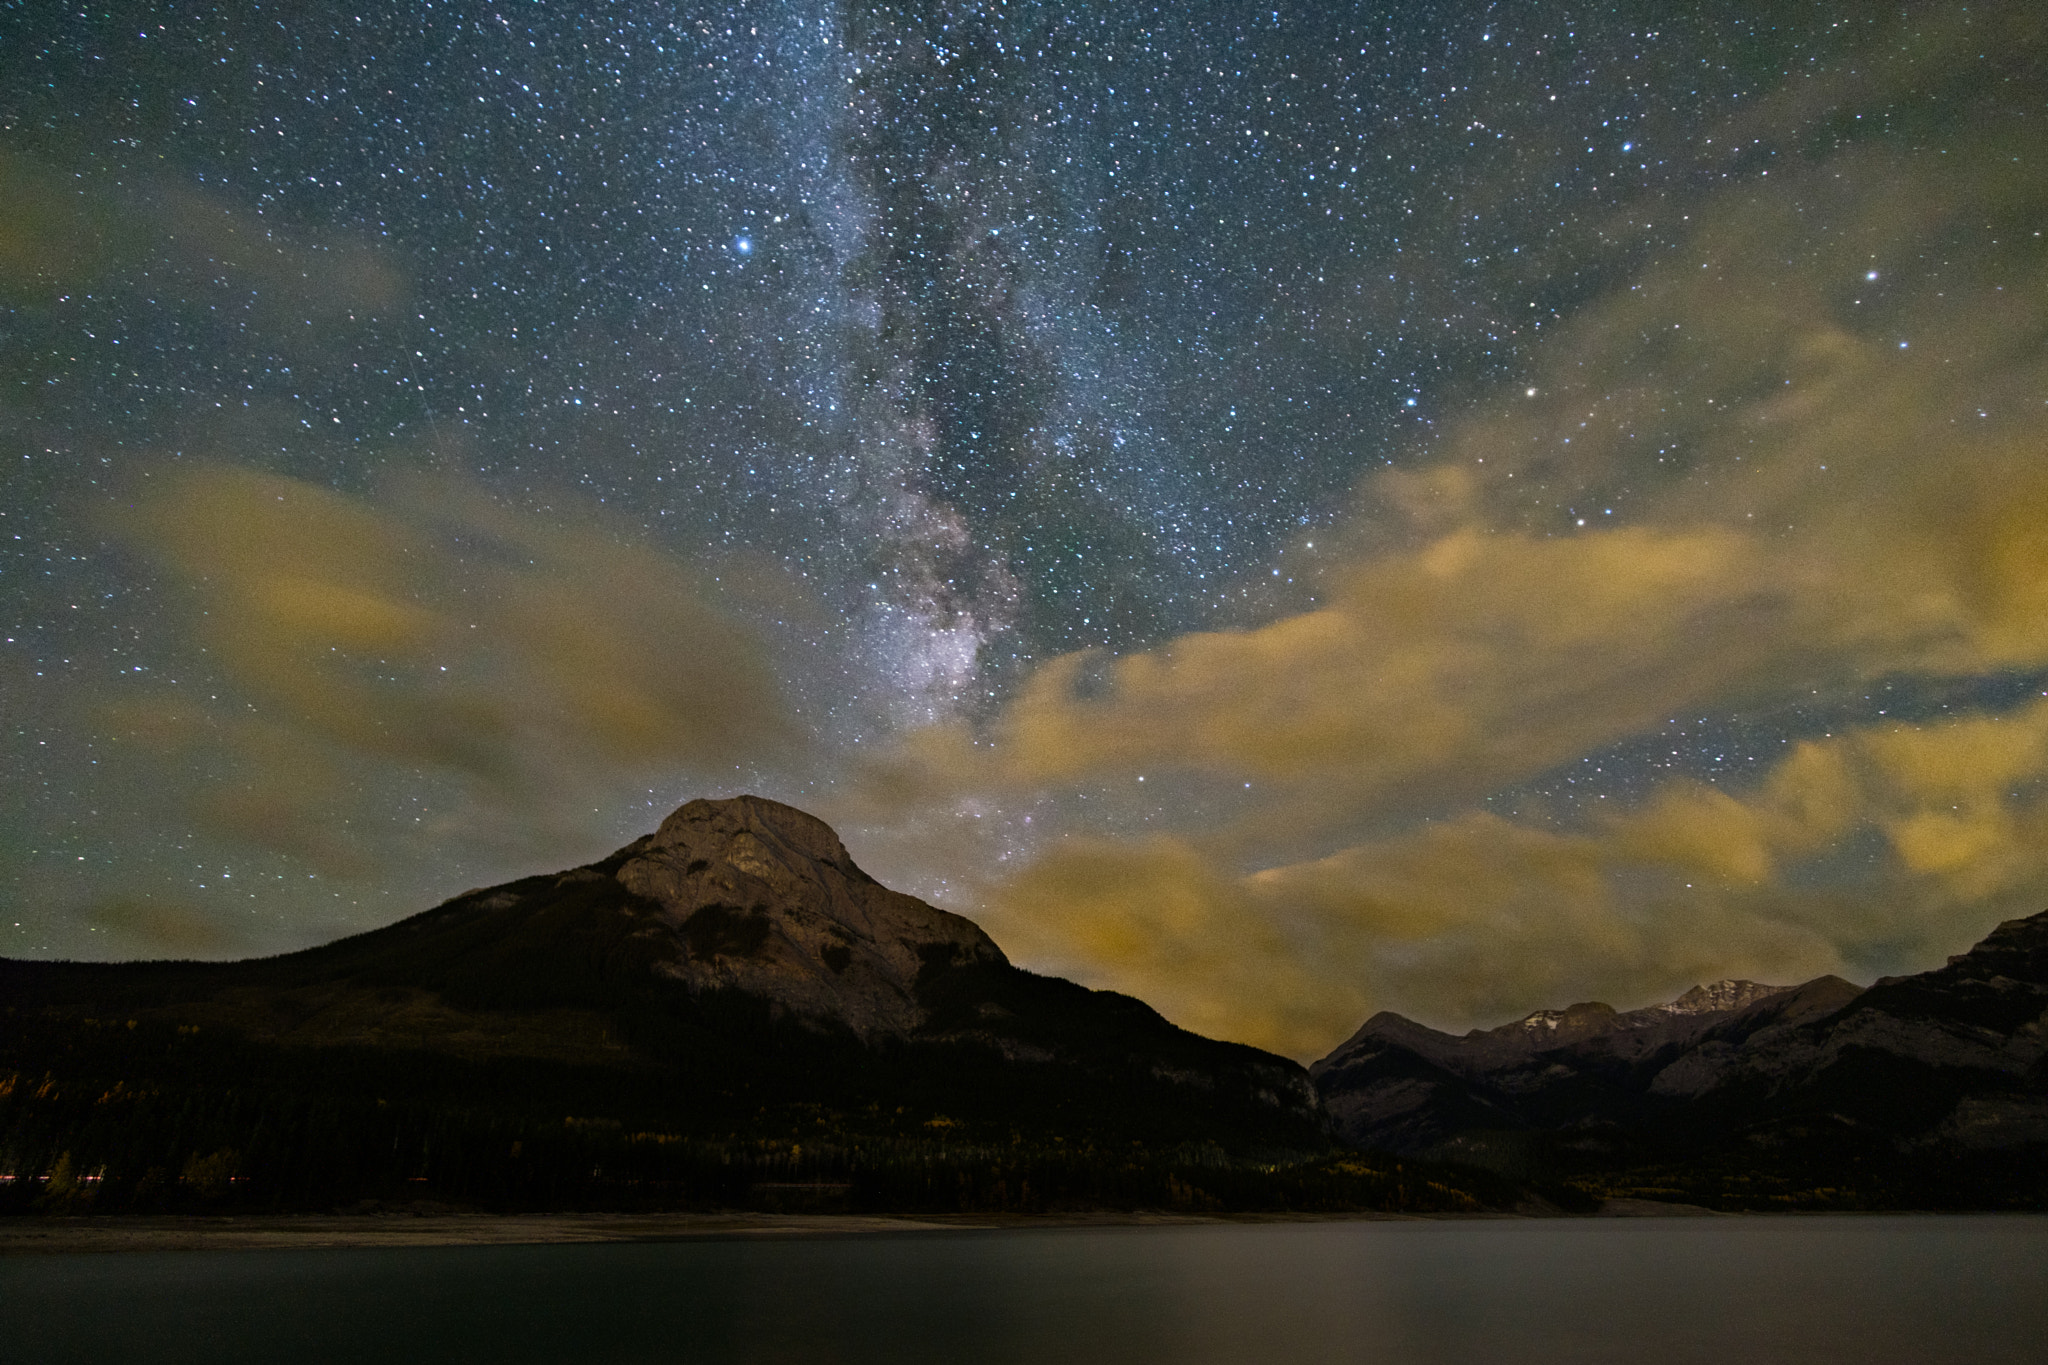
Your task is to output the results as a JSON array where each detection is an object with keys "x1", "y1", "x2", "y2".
[
  {"x1": 638, "y1": 794, "x2": 857, "y2": 874},
  {"x1": 1646, "y1": 979, "x2": 1792, "y2": 1019},
  {"x1": 1482, "y1": 979, "x2": 1797, "y2": 1045},
  {"x1": 1939, "y1": 911, "x2": 2048, "y2": 980},
  {"x1": 1497, "y1": 1000, "x2": 1620, "y2": 1038},
  {"x1": 610, "y1": 795, "x2": 1006, "y2": 1039}
]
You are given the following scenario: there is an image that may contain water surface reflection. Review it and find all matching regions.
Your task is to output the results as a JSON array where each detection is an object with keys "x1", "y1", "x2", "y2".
[{"x1": 7, "y1": 1216, "x2": 2046, "y2": 1364}]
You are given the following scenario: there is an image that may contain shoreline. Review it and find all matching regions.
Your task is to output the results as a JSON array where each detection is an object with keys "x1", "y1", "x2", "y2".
[
  {"x1": 0, "y1": 1199, "x2": 1741, "y2": 1255},
  {"x1": 0, "y1": 1210, "x2": 1399, "y2": 1256}
]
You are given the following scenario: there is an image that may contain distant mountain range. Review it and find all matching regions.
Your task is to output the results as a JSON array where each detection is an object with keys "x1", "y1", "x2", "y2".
[{"x1": 1311, "y1": 909, "x2": 2048, "y2": 1208}]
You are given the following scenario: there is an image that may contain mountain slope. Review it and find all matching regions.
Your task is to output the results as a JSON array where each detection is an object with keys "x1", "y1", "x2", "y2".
[
  {"x1": 1312, "y1": 974, "x2": 1863, "y2": 1156},
  {"x1": 1312, "y1": 909, "x2": 2048, "y2": 1207},
  {"x1": 1, "y1": 797, "x2": 1342, "y2": 1214},
  {"x1": 1671, "y1": 911, "x2": 2048, "y2": 1146}
]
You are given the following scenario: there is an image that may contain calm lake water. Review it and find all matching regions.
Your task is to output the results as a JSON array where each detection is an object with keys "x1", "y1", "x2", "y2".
[{"x1": 7, "y1": 1216, "x2": 2047, "y2": 1364}]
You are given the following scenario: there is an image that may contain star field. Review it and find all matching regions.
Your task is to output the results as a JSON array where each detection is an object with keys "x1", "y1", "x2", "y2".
[{"x1": 4, "y1": 1, "x2": 2045, "y2": 1055}]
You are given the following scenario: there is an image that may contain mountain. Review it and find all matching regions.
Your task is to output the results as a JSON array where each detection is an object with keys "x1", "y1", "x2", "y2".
[
  {"x1": 4, "y1": 797, "x2": 1444, "y2": 1216},
  {"x1": 1312, "y1": 976, "x2": 1863, "y2": 1157},
  {"x1": 1312, "y1": 909, "x2": 2048, "y2": 1209}
]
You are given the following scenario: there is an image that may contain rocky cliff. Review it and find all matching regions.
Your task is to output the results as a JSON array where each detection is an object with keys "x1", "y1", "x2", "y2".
[{"x1": 577, "y1": 795, "x2": 1001, "y2": 1039}]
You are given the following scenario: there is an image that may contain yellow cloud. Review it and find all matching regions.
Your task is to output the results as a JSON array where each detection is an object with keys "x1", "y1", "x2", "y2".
[
  {"x1": 0, "y1": 145, "x2": 403, "y2": 317},
  {"x1": 82, "y1": 899, "x2": 239, "y2": 957},
  {"x1": 902, "y1": 487, "x2": 2026, "y2": 856},
  {"x1": 917, "y1": 103, "x2": 2048, "y2": 1058},
  {"x1": 987, "y1": 836, "x2": 1365, "y2": 1059},
  {"x1": 915, "y1": 523, "x2": 1788, "y2": 836},
  {"x1": 974, "y1": 699, "x2": 2048, "y2": 1059},
  {"x1": 1611, "y1": 785, "x2": 1779, "y2": 888},
  {"x1": 105, "y1": 463, "x2": 797, "y2": 861}
]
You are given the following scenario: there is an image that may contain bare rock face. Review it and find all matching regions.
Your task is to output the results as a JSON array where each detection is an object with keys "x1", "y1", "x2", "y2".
[
  {"x1": 1311, "y1": 973, "x2": 1865, "y2": 1154},
  {"x1": 610, "y1": 795, "x2": 1006, "y2": 1039},
  {"x1": 1482, "y1": 980, "x2": 1806, "y2": 1059},
  {"x1": 1314, "y1": 908, "x2": 2048, "y2": 1188},
  {"x1": 1672, "y1": 912, "x2": 2048, "y2": 1100},
  {"x1": 1651, "y1": 979, "x2": 1795, "y2": 1019},
  {"x1": 1642, "y1": 975, "x2": 1865, "y2": 1096}
]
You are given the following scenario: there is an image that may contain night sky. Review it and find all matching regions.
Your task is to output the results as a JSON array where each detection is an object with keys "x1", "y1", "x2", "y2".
[{"x1": 5, "y1": 1, "x2": 2045, "y2": 1058}]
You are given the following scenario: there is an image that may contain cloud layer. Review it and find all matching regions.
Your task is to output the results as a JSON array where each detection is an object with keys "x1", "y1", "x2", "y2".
[
  {"x1": 984, "y1": 698, "x2": 2048, "y2": 1058},
  {"x1": 88, "y1": 464, "x2": 796, "y2": 938},
  {"x1": 871, "y1": 109, "x2": 2048, "y2": 1057}
]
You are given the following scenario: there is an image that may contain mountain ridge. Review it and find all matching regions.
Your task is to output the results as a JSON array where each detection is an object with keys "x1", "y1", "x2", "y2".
[
  {"x1": 8, "y1": 798, "x2": 2045, "y2": 1213},
  {"x1": 1, "y1": 796, "x2": 1394, "y2": 1216},
  {"x1": 1311, "y1": 909, "x2": 2048, "y2": 1207}
]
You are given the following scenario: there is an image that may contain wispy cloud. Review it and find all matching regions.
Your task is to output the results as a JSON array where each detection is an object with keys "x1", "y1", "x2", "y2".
[
  {"x1": 87, "y1": 464, "x2": 799, "y2": 942},
  {"x1": 868, "y1": 102, "x2": 2048, "y2": 1057}
]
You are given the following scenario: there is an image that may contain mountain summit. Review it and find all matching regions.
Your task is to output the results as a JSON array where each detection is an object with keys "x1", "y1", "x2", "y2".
[{"x1": 581, "y1": 794, "x2": 1002, "y2": 1038}]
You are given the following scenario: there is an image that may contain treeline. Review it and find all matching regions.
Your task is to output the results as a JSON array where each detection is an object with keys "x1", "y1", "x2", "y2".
[
  {"x1": 0, "y1": 1009, "x2": 1484, "y2": 1217},
  {"x1": 10, "y1": 1006, "x2": 2032, "y2": 1216},
  {"x1": 0, "y1": 1071, "x2": 1484, "y2": 1217},
  {"x1": 1565, "y1": 1130, "x2": 2048, "y2": 1213}
]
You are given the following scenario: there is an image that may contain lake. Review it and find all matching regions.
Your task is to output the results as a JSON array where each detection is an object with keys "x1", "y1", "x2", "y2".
[{"x1": 7, "y1": 1215, "x2": 2046, "y2": 1364}]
